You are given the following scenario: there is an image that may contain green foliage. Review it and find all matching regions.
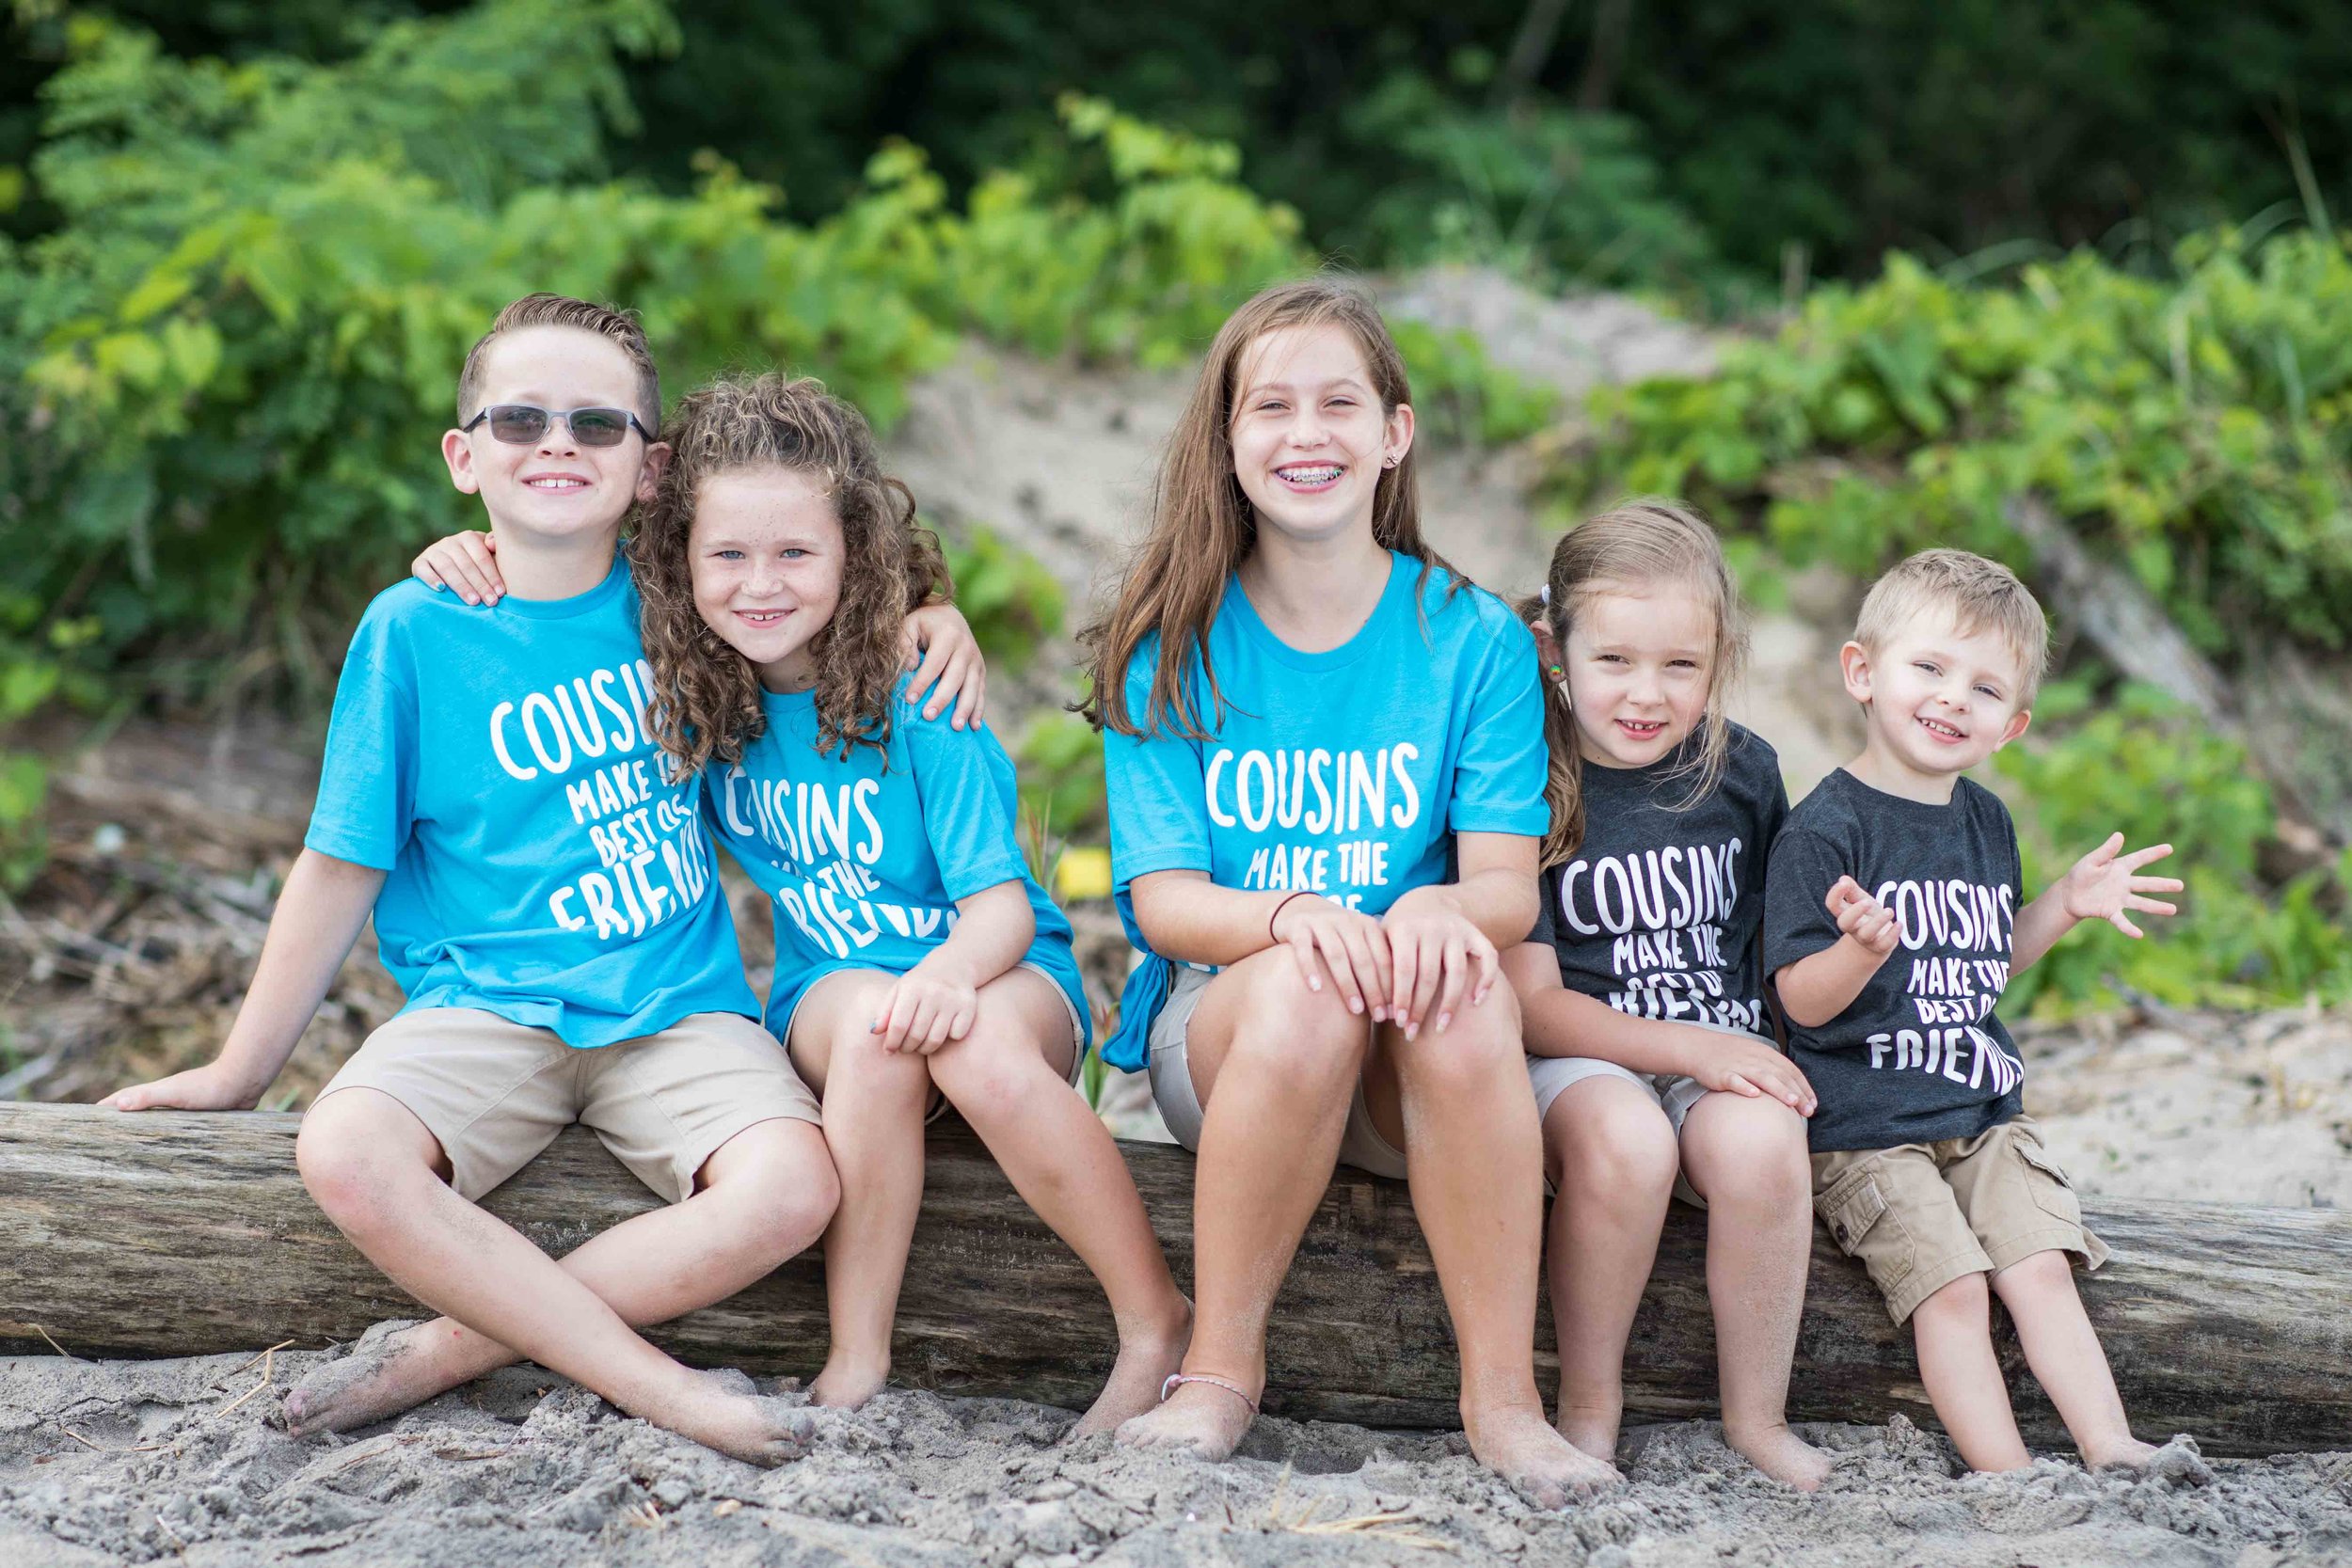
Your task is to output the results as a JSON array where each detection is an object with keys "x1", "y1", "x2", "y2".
[
  {"x1": 1581, "y1": 230, "x2": 2352, "y2": 658},
  {"x1": 1014, "y1": 708, "x2": 1107, "y2": 842},
  {"x1": 1342, "y1": 72, "x2": 1724, "y2": 300},
  {"x1": 939, "y1": 523, "x2": 1065, "y2": 668},
  {"x1": 0, "y1": 594, "x2": 62, "y2": 891},
  {"x1": 946, "y1": 94, "x2": 1306, "y2": 368},
  {"x1": 1390, "y1": 318, "x2": 1559, "y2": 447},
  {"x1": 1994, "y1": 682, "x2": 2352, "y2": 1014},
  {"x1": 0, "y1": 5, "x2": 1304, "y2": 708},
  {"x1": 20, "y1": 2, "x2": 2352, "y2": 288}
]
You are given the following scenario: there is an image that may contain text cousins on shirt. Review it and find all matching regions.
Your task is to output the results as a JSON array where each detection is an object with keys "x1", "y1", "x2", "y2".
[
  {"x1": 1553, "y1": 835, "x2": 1762, "y2": 1032},
  {"x1": 1866, "y1": 874, "x2": 2021, "y2": 1089},
  {"x1": 1207, "y1": 742, "x2": 1428, "y2": 908},
  {"x1": 713, "y1": 767, "x2": 960, "y2": 961},
  {"x1": 477, "y1": 655, "x2": 715, "y2": 944}
]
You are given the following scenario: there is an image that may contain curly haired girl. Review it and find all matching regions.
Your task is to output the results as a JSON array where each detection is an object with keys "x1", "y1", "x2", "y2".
[{"x1": 630, "y1": 372, "x2": 1189, "y2": 1427}]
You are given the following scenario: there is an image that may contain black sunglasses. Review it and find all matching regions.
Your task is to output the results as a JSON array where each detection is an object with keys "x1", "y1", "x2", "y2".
[{"x1": 461, "y1": 404, "x2": 654, "y2": 448}]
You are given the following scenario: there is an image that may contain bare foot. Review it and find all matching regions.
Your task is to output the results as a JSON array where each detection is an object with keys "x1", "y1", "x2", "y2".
[
  {"x1": 1071, "y1": 1300, "x2": 1193, "y2": 1438},
  {"x1": 1553, "y1": 1397, "x2": 1623, "y2": 1467},
  {"x1": 661, "y1": 1389, "x2": 815, "y2": 1467},
  {"x1": 1725, "y1": 1420, "x2": 1831, "y2": 1491},
  {"x1": 1113, "y1": 1375, "x2": 1257, "y2": 1461},
  {"x1": 1469, "y1": 1403, "x2": 1621, "y2": 1508},
  {"x1": 282, "y1": 1319, "x2": 489, "y2": 1436},
  {"x1": 809, "y1": 1357, "x2": 890, "y2": 1412},
  {"x1": 2085, "y1": 1434, "x2": 2163, "y2": 1471}
]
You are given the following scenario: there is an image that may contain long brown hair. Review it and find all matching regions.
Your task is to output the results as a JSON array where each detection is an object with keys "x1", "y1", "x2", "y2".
[
  {"x1": 631, "y1": 372, "x2": 948, "y2": 774},
  {"x1": 1081, "y1": 276, "x2": 1460, "y2": 738},
  {"x1": 1517, "y1": 499, "x2": 1749, "y2": 869}
]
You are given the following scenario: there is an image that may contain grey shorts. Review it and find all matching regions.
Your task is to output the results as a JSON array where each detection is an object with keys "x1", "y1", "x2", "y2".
[
  {"x1": 1147, "y1": 965, "x2": 1408, "y2": 1180},
  {"x1": 1528, "y1": 1053, "x2": 1716, "y2": 1209}
]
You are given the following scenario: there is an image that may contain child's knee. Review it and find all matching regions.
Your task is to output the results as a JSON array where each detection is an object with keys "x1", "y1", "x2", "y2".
[
  {"x1": 1550, "y1": 1088, "x2": 1677, "y2": 1198},
  {"x1": 1913, "y1": 1269, "x2": 1992, "y2": 1326},
  {"x1": 296, "y1": 1096, "x2": 432, "y2": 1229},
  {"x1": 929, "y1": 1035, "x2": 1040, "y2": 1126},
  {"x1": 1687, "y1": 1102, "x2": 1809, "y2": 1208},
  {"x1": 826, "y1": 1019, "x2": 936, "y2": 1094},
  {"x1": 1992, "y1": 1246, "x2": 2075, "y2": 1299}
]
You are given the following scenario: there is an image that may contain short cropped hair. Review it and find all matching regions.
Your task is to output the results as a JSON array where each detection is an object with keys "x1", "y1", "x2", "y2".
[
  {"x1": 1854, "y1": 548, "x2": 2050, "y2": 705},
  {"x1": 455, "y1": 293, "x2": 661, "y2": 431}
]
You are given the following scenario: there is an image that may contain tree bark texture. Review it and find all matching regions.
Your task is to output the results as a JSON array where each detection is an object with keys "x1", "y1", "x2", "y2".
[{"x1": 1, "y1": 1103, "x2": 2344, "y2": 1455}]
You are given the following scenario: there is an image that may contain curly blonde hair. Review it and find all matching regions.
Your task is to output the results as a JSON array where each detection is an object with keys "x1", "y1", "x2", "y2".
[{"x1": 630, "y1": 372, "x2": 948, "y2": 773}]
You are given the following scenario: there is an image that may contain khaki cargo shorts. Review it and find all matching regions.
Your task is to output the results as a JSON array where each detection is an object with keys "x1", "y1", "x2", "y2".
[
  {"x1": 313, "y1": 1007, "x2": 821, "y2": 1205},
  {"x1": 1810, "y1": 1115, "x2": 2110, "y2": 1324}
]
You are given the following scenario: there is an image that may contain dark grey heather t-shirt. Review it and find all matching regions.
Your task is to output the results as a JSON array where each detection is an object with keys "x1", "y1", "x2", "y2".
[
  {"x1": 1763, "y1": 768, "x2": 2027, "y2": 1153},
  {"x1": 1528, "y1": 723, "x2": 1787, "y2": 1042}
]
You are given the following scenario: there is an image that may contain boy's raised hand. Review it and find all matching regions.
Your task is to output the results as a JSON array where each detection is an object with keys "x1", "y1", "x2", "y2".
[
  {"x1": 1827, "y1": 875, "x2": 1900, "y2": 956},
  {"x1": 100, "y1": 1061, "x2": 261, "y2": 1113},
  {"x1": 413, "y1": 531, "x2": 504, "y2": 606},
  {"x1": 899, "y1": 604, "x2": 987, "y2": 730},
  {"x1": 2058, "y1": 832, "x2": 2183, "y2": 939}
]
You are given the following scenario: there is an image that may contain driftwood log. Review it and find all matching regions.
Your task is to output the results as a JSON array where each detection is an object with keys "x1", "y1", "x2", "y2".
[{"x1": 2, "y1": 1101, "x2": 2346, "y2": 1456}]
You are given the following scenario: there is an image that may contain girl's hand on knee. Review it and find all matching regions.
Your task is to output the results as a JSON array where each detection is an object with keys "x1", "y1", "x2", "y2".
[
  {"x1": 1696, "y1": 1037, "x2": 1817, "y2": 1117},
  {"x1": 873, "y1": 970, "x2": 979, "y2": 1054},
  {"x1": 1378, "y1": 892, "x2": 1498, "y2": 1040},
  {"x1": 899, "y1": 604, "x2": 987, "y2": 729},
  {"x1": 410, "y1": 531, "x2": 503, "y2": 606},
  {"x1": 1272, "y1": 895, "x2": 1393, "y2": 1022}
]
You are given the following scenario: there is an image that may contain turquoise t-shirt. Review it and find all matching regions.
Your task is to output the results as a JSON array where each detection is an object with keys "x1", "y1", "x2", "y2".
[
  {"x1": 707, "y1": 677, "x2": 1089, "y2": 1046},
  {"x1": 304, "y1": 564, "x2": 758, "y2": 1047},
  {"x1": 1101, "y1": 551, "x2": 1549, "y2": 1069}
]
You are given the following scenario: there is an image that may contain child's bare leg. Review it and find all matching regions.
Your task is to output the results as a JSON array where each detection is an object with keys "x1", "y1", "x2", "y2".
[
  {"x1": 1912, "y1": 1271, "x2": 2031, "y2": 1471},
  {"x1": 286, "y1": 1116, "x2": 836, "y2": 1433},
  {"x1": 294, "y1": 1089, "x2": 811, "y2": 1465},
  {"x1": 927, "y1": 969, "x2": 1190, "y2": 1435},
  {"x1": 1116, "y1": 951, "x2": 1362, "y2": 1460},
  {"x1": 1374, "y1": 994, "x2": 1619, "y2": 1506},
  {"x1": 1677, "y1": 1092, "x2": 1830, "y2": 1490},
  {"x1": 790, "y1": 971, "x2": 934, "y2": 1411},
  {"x1": 1992, "y1": 1249, "x2": 2153, "y2": 1467},
  {"x1": 1542, "y1": 1079, "x2": 1677, "y2": 1462}
]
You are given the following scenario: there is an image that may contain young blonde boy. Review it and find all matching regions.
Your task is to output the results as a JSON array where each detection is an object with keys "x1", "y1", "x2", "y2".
[
  {"x1": 1764, "y1": 548, "x2": 2183, "y2": 1472},
  {"x1": 104, "y1": 295, "x2": 977, "y2": 1463}
]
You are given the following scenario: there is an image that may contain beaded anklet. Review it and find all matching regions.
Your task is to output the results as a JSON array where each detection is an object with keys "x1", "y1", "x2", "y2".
[{"x1": 1158, "y1": 1372, "x2": 1260, "y2": 1415}]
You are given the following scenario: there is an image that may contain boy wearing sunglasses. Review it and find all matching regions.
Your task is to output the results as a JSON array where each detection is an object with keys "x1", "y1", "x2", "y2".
[{"x1": 103, "y1": 294, "x2": 984, "y2": 1465}]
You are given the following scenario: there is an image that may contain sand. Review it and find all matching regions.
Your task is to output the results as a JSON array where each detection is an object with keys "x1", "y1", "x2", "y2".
[{"x1": 5, "y1": 1348, "x2": 2345, "y2": 1568}]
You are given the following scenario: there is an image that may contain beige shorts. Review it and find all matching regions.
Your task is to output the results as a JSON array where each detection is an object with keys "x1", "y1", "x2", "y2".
[
  {"x1": 1810, "y1": 1116, "x2": 2110, "y2": 1324},
  {"x1": 1528, "y1": 1054, "x2": 1710, "y2": 1208},
  {"x1": 1147, "y1": 964, "x2": 1408, "y2": 1180},
  {"x1": 314, "y1": 1007, "x2": 821, "y2": 1204}
]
